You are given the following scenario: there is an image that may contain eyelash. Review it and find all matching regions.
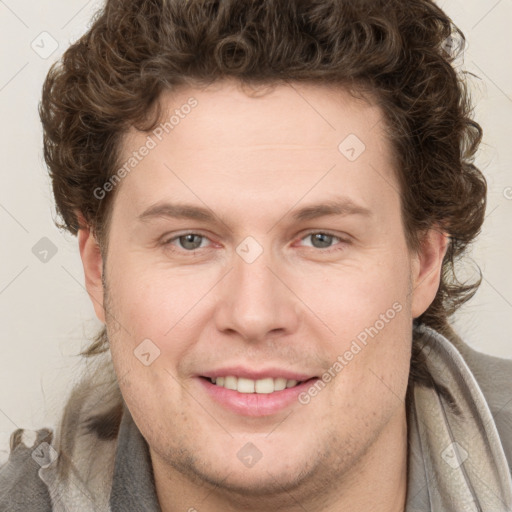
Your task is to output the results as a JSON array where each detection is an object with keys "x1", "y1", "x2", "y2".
[{"x1": 162, "y1": 230, "x2": 350, "y2": 254}]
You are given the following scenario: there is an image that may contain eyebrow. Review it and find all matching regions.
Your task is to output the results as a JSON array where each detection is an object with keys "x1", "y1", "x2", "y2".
[{"x1": 137, "y1": 198, "x2": 372, "y2": 225}]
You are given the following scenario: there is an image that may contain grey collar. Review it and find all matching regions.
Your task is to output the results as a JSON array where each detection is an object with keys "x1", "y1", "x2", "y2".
[
  {"x1": 108, "y1": 326, "x2": 512, "y2": 512},
  {"x1": 109, "y1": 406, "x2": 162, "y2": 512},
  {"x1": 405, "y1": 325, "x2": 512, "y2": 511}
]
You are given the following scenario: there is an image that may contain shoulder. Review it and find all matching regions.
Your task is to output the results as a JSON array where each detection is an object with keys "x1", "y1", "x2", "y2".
[
  {"x1": 0, "y1": 354, "x2": 123, "y2": 512},
  {"x1": 451, "y1": 332, "x2": 512, "y2": 471},
  {"x1": 0, "y1": 428, "x2": 54, "y2": 512}
]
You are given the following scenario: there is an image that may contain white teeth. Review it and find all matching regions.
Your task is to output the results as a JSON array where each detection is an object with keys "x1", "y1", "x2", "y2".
[
  {"x1": 209, "y1": 376, "x2": 303, "y2": 393},
  {"x1": 237, "y1": 377, "x2": 255, "y2": 393},
  {"x1": 273, "y1": 378, "x2": 287, "y2": 391},
  {"x1": 224, "y1": 376, "x2": 237, "y2": 390},
  {"x1": 255, "y1": 378, "x2": 274, "y2": 394}
]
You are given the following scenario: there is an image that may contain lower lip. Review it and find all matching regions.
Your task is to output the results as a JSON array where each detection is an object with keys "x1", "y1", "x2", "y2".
[{"x1": 197, "y1": 377, "x2": 319, "y2": 417}]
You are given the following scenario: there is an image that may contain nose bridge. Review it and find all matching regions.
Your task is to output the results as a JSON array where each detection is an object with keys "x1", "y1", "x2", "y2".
[{"x1": 214, "y1": 235, "x2": 298, "y2": 341}]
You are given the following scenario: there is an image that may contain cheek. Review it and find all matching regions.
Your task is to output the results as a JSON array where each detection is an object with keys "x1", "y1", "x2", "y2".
[
  {"x1": 304, "y1": 251, "x2": 413, "y2": 393},
  {"x1": 107, "y1": 255, "x2": 179, "y2": 333},
  {"x1": 105, "y1": 258, "x2": 210, "y2": 376},
  {"x1": 310, "y1": 256, "x2": 411, "y2": 338},
  {"x1": 103, "y1": 267, "x2": 191, "y2": 424}
]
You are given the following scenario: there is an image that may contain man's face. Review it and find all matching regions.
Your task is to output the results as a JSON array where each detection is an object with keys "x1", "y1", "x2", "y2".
[{"x1": 83, "y1": 80, "x2": 439, "y2": 499}]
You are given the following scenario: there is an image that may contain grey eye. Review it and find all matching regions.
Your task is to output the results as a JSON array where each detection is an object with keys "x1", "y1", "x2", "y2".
[
  {"x1": 307, "y1": 233, "x2": 336, "y2": 249},
  {"x1": 177, "y1": 234, "x2": 204, "y2": 250}
]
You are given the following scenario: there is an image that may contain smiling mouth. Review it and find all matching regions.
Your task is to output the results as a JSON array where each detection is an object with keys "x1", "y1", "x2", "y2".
[{"x1": 201, "y1": 376, "x2": 316, "y2": 394}]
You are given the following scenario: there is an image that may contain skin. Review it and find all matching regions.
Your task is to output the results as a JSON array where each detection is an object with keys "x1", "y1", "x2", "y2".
[{"x1": 78, "y1": 79, "x2": 448, "y2": 511}]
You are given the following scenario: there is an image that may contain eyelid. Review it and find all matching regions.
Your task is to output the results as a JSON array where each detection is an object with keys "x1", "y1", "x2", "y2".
[
  {"x1": 162, "y1": 229, "x2": 351, "y2": 253},
  {"x1": 163, "y1": 230, "x2": 216, "y2": 249},
  {"x1": 294, "y1": 229, "x2": 350, "y2": 251}
]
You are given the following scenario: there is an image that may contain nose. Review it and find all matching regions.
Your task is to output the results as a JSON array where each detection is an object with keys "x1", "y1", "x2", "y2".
[{"x1": 213, "y1": 240, "x2": 300, "y2": 343}]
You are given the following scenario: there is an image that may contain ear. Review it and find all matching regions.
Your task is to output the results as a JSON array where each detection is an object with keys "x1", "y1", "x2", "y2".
[
  {"x1": 410, "y1": 228, "x2": 449, "y2": 318},
  {"x1": 76, "y1": 211, "x2": 106, "y2": 324}
]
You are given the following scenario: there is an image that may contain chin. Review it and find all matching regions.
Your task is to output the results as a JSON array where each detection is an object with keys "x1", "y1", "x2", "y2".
[{"x1": 199, "y1": 464, "x2": 308, "y2": 497}]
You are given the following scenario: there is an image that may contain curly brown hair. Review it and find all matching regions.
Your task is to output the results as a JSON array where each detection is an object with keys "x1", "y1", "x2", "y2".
[{"x1": 40, "y1": 0, "x2": 485, "y2": 357}]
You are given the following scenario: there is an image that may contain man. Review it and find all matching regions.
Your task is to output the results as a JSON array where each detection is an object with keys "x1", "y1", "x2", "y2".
[{"x1": 1, "y1": 0, "x2": 511, "y2": 511}]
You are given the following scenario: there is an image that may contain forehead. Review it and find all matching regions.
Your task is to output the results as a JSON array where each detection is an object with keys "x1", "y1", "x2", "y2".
[
  {"x1": 146, "y1": 79, "x2": 386, "y2": 149},
  {"x1": 113, "y1": 79, "x2": 398, "y2": 226}
]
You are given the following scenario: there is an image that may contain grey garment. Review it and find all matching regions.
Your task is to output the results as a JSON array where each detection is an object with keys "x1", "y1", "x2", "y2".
[
  {"x1": 1, "y1": 327, "x2": 512, "y2": 511},
  {"x1": 0, "y1": 417, "x2": 148, "y2": 512},
  {"x1": 0, "y1": 429, "x2": 53, "y2": 512},
  {"x1": 109, "y1": 326, "x2": 512, "y2": 512},
  {"x1": 405, "y1": 326, "x2": 512, "y2": 511},
  {"x1": 109, "y1": 406, "x2": 161, "y2": 512}
]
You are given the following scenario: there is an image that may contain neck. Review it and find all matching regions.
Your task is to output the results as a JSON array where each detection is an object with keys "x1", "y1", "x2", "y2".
[{"x1": 151, "y1": 406, "x2": 408, "y2": 512}]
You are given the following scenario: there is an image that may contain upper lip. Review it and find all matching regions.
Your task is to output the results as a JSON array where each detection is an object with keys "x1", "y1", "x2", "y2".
[{"x1": 199, "y1": 366, "x2": 318, "y2": 381}]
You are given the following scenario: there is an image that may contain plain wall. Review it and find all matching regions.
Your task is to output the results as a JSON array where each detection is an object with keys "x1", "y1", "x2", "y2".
[{"x1": 0, "y1": 0, "x2": 511, "y2": 462}]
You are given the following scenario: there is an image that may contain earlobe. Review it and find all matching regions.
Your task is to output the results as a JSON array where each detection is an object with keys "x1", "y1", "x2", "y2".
[
  {"x1": 76, "y1": 212, "x2": 106, "y2": 324},
  {"x1": 411, "y1": 228, "x2": 449, "y2": 319}
]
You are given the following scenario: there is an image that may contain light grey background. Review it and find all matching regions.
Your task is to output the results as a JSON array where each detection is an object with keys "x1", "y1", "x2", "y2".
[{"x1": 0, "y1": 0, "x2": 511, "y2": 462}]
